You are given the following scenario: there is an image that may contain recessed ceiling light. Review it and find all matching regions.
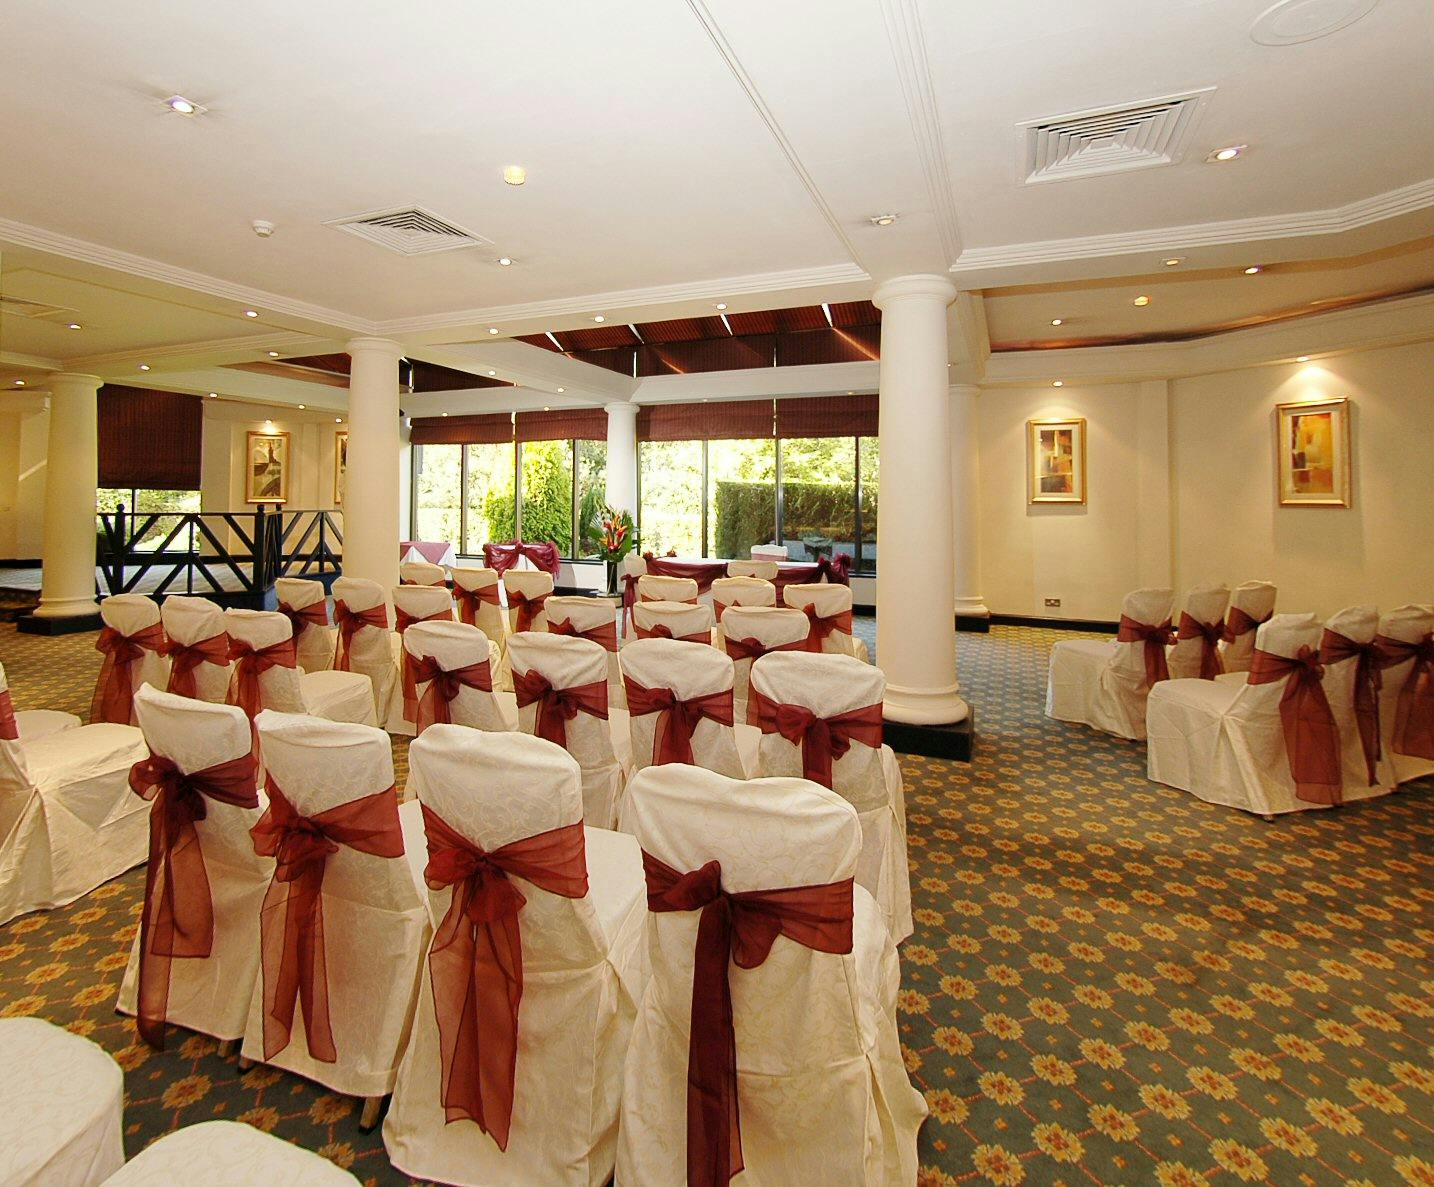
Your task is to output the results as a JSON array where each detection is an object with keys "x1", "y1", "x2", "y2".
[
  {"x1": 267, "y1": 351, "x2": 280, "y2": 357},
  {"x1": 557, "y1": 387, "x2": 565, "y2": 393},
  {"x1": 592, "y1": 314, "x2": 606, "y2": 323},
  {"x1": 1050, "y1": 318, "x2": 1063, "y2": 326},
  {"x1": 1243, "y1": 265, "x2": 1264, "y2": 275},
  {"x1": 1133, "y1": 295, "x2": 1151, "y2": 307},
  {"x1": 244, "y1": 309, "x2": 259, "y2": 318},
  {"x1": 14, "y1": 380, "x2": 25, "y2": 387},
  {"x1": 1052, "y1": 380, "x2": 1064, "y2": 387},
  {"x1": 488, "y1": 327, "x2": 500, "y2": 335},
  {"x1": 487, "y1": 370, "x2": 496, "y2": 376},
  {"x1": 442, "y1": 412, "x2": 449, "y2": 417},
  {"x1": 263, "y1": 420, "x2": 275, "y2": 431},
  {"x1": 869, "y1": 213, "x2": 899, "y2": 227},
  {"x1": 1297, "y1": 355, "x2": 1311, "y2": 363},
  {"x1": 297, "y1": 403, "x2": 306, "y2": 409},
  {"x1": 715, "y1": 302, "x2": 727, "y2": 310},
  {"x1": 543, "y1": 406, "x2": 550, "y2": 412},
  {"x1": 1163, "y1": 257, "x2": 1184, "y2": 267},
  {"x1": 497, "y1": 257, "x2": 514, "y2": 266},
  {"x1": 207, "y1": 392, "x2": 217, "y2": 398},
  {"x1": 335, "y1": 417, "x2": 343, "y2": 423},
  {"x1": 503, "y1": 165, "x2": 527, "y2": 186},
  {"x1": 1207, "y1": 145, "x2": 1246, "y2": 163},
  {"x1": 67, "y1": 323, "x2": 81, "y2": 330},
  {"x1": 164, "y1": 94, "x2": 205, "y2": 116},
  {"x1": 138, "y1": 363, "x2": 151, "y2": 371}
]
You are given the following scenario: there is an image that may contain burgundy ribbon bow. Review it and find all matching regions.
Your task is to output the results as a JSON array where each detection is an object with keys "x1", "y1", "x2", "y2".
[
  {"x1": 621, "y1": 573, "x2": 642, "y2": 634},
  {"x1": 249, "y1": 779, "x2": 405, "y2": 1061},
  {"x1": 636, "y1": 621, "x2": 711, "y2": 644},
  {"x1": 795, "y1": 603, "x2": 853, "y2": 654},
  {"x1": 277, "y1": 600, "x2": 329, "y2": 642},
  {"x1": 623, "y1": 678, "x2": 734, "y2": 765},
  {"x1": 643, "y1": 852, "x2": 854, "y2": 1187},
  {"x1": 92, "y1": 621, "x2": 168, "y2": 724},
  {"x1": 164, "y1": 632, "x2": 231, "y2": 700},
  {"x1": 407, "y1": 654, "x2": 494, "y2": 733},
  {"x1": 226, "y1": 636, "x2": 298, "y2": 721},
  {"x1": 508, "y1": 590, "x2": 550, "y2": 634},
  {"x1": 1321, "y1": 629, "x2": 1383, "y2": 785},
  {"x1": 722, "y1": 635, "x2": 806, "y2": 663},
  {"x1": 511, "y1": 669, "x2": 608, "y2": 749},
  {"x1": 422, "y1": 806, "x2": 588, "y2": 1149},
  {"x1": 396, "y1": 607, "x2": 457, "y2": 716},
  {"x1": 549, "y1": 616, "x2": 619, "y2": 653},
  {"x1": 0, "y1": 689, "x2": 15, "y2": 741},
  {"x1": 810, "y1": 554, "x2": 851, "y2": 584},
  {"x1": 1177, "y1": 612, "x2": 1225, "y2": 680},
  {"x1": 1223, "y1": 606, "x2": 1271, "y2": 644},
  {"x1": 1117, "y1": 616, "x2": 1173, "y2": 688},
  {"x1": 396, "y1": 605, "x2": 453, "y2": 634},
  {"x1": 454, "y1": 583, "x2": 501, "y2": 627},
  {"x1": 747, "y1": 687, "x2": 884, "y2": 788},
  {"x1": 1376, "y1": 632, "x2": 1434, "y2": 761},
  {"x1": 332, "y1": 600, "x2": 390, "y2": 672},
  {"x1": 1249, "y1": 646, "x2": 1343, "y2": 805},
  {"x1": 130, "y1": 751, "x2": 260, "y2": 1050}
]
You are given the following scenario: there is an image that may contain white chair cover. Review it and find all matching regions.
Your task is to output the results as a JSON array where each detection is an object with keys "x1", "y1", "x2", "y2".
[
  {"x1": 617, "y1": 766, "x2": 926, "y2": 1187},
  {"x1": 547, "y1": 595, "x2": 625, "y2": 707},
  {"x1": 636, "y1": 574, "x2": 699, "y2": 605},
  {"x1": 630, "y1": 598, "x2": 715, "y2": 646},
  {"x1": 726, "y1": 560, "x2": 779, "y2": 581},
  {"x1": 15, "y1": 710, "x2": 80, "y2": 742},
  {"x1": 330, "y1": 577, "x2": 397, "y2": 721},
  {"x1": 97, "y1": 594, "x2": 170, "y2": 720},
  {"x1": 275, "y1": 577, "x2": 335, "y2": 674},
  {"x1": 239, "y1": 712, "x2": 430, "y2": 1099},
  {"x1": 401, "y1": 621, "x2": 514, "y2": 733},
  {"x1": 399, "y1": 559, "x2": 447, "y2": 587},
  {"x1": 103, "y1": 1121, "x2": 360, "y2": 1185},
  {"x1": 783, "y1": 582, "x2": 869, "y2": 662},
  {"x1": 383, "y1": 728, "x2": 647, "y2": 1187},
  {"x1": 116, "y1": 687, "x2": 272, "y2": 1041},
  {"x1": 389, "y1": 585, "x2": 460, "y2": 733},
  {"x1": 508, "y1": 633, "x2": 626, "y2": 829},
  {"x1": 223, "y1": 610, "x2": 376, "y2": 726},
  {"x1": 719, "y1": 605, "x2": 811, "y2": 715},
  {"x1": 451, "y1": 566, "x2": 508, "y2": 647},
  {"x1": 748, "y1": 652, "x2": 912, "y2": 942},
  {"x1": 1166, "y1": 584, "x2": 1230, "y2": 680},
  {"x1": 0, "y1": 1018, "x2": 124, "y2": 1187},
  {"x1": 161, "y1": 595, "x2": 233, "y2": 703},
  {"x1": 0, "y1": 662, "x2": 150, "y2": 926},
  {"x1": 1322, "y1": 605, "x2": 1397, "y2": 793},
  {"x1": 621, "y1": 553, "x2": 647, "y2": 579},
  {"x1": 1220, "y1": 580, "x2": 1278, "y2": 673},
  {"x1": 1377, "y1": 604, "x2": 1434, "y2": 784},
  {"x1": 711, "y1": 576, "x2": 776, "y2": 654},
  {"x1": 504, "y1": 569, "x2": 556, "y2": 635},
  {"x1": 750, "y1": 543, "x2": 789, "y2": 562},
  {"x1": 621, "y1": 638, "x2": 748, "y2": 779},
  {"x1": 1045, "y1": 587, "x2": 1174, "y2": 740}
]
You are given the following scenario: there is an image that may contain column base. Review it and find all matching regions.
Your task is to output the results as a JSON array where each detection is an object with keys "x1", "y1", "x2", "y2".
[
  {"x1": 883, "y1": 706, "x2": 975, "y2": 762},
  {"x1": 955, "y1": 597, "x2": 991, "y2": 633},
  {"x1": 18, "y1": 610, "x2": 101, "y2": 635},
  {"x1": 882, "y1": 682, "x2": 969, "y2": 726},
  {"x1": 31, "y1": 595, "x2": 100, "y2": 618}
]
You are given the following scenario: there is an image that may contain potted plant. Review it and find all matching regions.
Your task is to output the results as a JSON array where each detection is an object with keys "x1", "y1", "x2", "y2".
[{"x1": 592, "y1": 505, "x2": 637, "y2": 596}]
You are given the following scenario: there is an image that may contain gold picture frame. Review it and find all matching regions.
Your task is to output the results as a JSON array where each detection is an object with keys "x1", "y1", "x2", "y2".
[
  {"x1": 1027, "y1": 417, "x2": 1086, "y2": 504},
  {"x1": 333, "y1": 430, "x2": 348, "y2": 505},
  {"x1": 1276, "y1": 397, "x2": 1351, "y2": 507},
  {"x1": 245, "y1": 431, "x2": 290, "y2": 504}
]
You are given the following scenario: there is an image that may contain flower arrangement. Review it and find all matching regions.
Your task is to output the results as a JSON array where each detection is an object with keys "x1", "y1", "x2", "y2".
[{"x1": 593, "y1": 506, "x2": 637, "y2": 563}]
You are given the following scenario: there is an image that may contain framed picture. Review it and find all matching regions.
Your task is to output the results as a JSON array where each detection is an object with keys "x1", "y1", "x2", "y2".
[
  {"x1": 1276, "y1": 397, "x2": 1351, "y2": 507},
  {"x1": 245, "y1": 431, "x2": 290, "y2": 504},
  {"x1": 333, "y1": 430, "x2": 348, "y2": 504},
  {"x1": 1027, "y1": 417, "x2": 1086, "y2": 504}
]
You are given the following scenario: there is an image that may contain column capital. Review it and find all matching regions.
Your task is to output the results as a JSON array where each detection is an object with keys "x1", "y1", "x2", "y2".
[
  {"x1": 873, "y1": 273, "x2": 957, "y2": 309},
  {"x1": 604, "y1": 400, "x2": 639, "y2": 419},
  {"x1": 43, "y1": 372, "x2": 103, "y2": 389},
  {"x1": 345, "y1": 336, "x2": 404, "y2": 359}
]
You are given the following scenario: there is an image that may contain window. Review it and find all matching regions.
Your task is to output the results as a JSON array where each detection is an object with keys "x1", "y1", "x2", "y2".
[
  {"x1": 96, "y1": 488, "x2": 201, "y2": 552},
  {"x1": 858, "y1": 436, "x2": 879, "y2": 573},
  {"x1": 413, "y1": 445, "x2": 462, "y2": 545},
  {"x1": 779, "y1": 437, "x2": 855, "y2": 564},
  {"x1": 638, "y1": 440, "x2": 703, "y2": 555},
  {"x1": 519, "y1": 439, "x2": 574, "y2": 552},
  {"x1": 464, "y1": 442, "x2": 516, "y2": 553},
  {"x1": 576, "y1": 439, "x2": 608, "y2": 558},
  {"x1": 707, "y1": 438, "x2": 776, "y2": 559}
]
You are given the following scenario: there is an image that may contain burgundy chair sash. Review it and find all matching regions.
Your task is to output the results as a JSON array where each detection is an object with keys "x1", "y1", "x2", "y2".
[
  {"x1": 0, "y1": 689, "x2": 18, "y2": 742},
  {"x1": 511, "y1": 669, "x2": 608, "y2": 749},
  {"x1": 746, "y1": 687, "x2": 883, "y2": 788},
  {"x1": 1223, "y1": 606, "x2": 1271, "y2": 644},
  {"x1": 507, "y1": 589, "x2": 550, "y2": 634},
  {"x1": 794, "y1": 602, "x2": 854, "y2": 653},
  {"x1": 1321, "y1": 629, "x2": 1383, "y2": 785},
  {"x1": 454, "y1": 583, "x2": 501, "y2": 627},
  {"x1": 249, "y1": 779, "x2": 405, "y2": 1062},
  {"x1": 1376, "y1": 632, "x2": 1434, "y2": 761},
  {"x1": 422, "y1": 806, "x2": 588, "y2": 1149},
  {"x1": 623, "y1": 678, "x2": 734, "y2": 765},
  {"x1": 1248, "y1": 646, "x2": 1343, "y2": 805},
  {"x1": 722, "y1": 635, "x2": 806, "y2": 664},
  {"x1": 130, "y1": 751, "x2": 260, "y2": 1050},
  {"x1": 396, "y1": 605, "x2": 453, "y2": 635},
  {"x1": 226, "y1": 637, "x2": 298, "y2": 720},
  {"x1": 1176, "y1": 612, "x2": 1225, "y2": 680},
  {"x1": 549, "y1": 616, "x2": 619, "y2": 653},
  {"x1": 483, "y1": 541, "x2": 561, "y2": 578},
  {"x1": 396, "y1": 607, "x2": 459, "y2": 717},
  {"x1": 643, "y1": 852, "x2": 854, "y2": 1187},
  {"x1": 407, "y1": 654, "x2": 494, "y2": 733},
  {"x1": 1116, "y1": 616, "x2": 1173, "y2": 688},
  {"x1": 621, "y1": 573, "x2": 642, "y2": 633},
  {"x1": 164, "y1": 632, "x2": 231, "y2": 700},
  {"x1": 636, "y1": 622, "x2": 711, "y2": 644},
  {"x1": 644, "y1": 557, "x2": 727, "y2": 594},
  {"x1": 92, "y1": 621, "x2": 168, "y2": 724},
  {"x1": 332, "y1": 600, "x2": 390, "y2": 672},
  {"x1": 278, "y1": 600, "x2": 329, "y2": 641}
]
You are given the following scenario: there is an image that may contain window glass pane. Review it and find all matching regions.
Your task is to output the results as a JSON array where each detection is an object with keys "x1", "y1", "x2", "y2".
[
  {"x1": 575, "y1": 439, "x2": 608, "y2": 559},
  {"x1": 414, "y1": 444, "x2": 462, "y2": 545},
  {"x1": 638, "y1": 440, "x2": 703, "y2": 556},
  {"x1": 778, "y1": 437, "x2": 856, "y2": 563},
  {"x1": 707, "y1": 438, "x2": 776, "y2": 559},
  {"x1": 463, "y1": 442, "x2": 516, "y2": 551},
  {"x1": 858, "y1": 436, "x2": 879, "y2": 574},
  {"x1": 97, "y1": 488, "x2": 200, "y2": 552},
  {"x1": 519, "y1": 439, "x2": 574, "y2": 554}
]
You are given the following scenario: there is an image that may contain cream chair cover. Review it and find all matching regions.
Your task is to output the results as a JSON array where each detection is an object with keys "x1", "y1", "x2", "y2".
[
  {"x1": 712, "y1": 575, "x2": 775, "y2": 616},
  {"x1": 1321, "y1": 605, "x2": 1398, "y2": 793},
  {"x1": 621, "y1": 553, "x2": 647, "y2": 579},
  {"x1": 636, "y1": 574, "x2": 699, "y2": 604},
  {"x1": 116, "y1": 687, "x2": 272, "y2": 1042},
  {"x1": 161, "y1": 595, "x2": 233, "y2": 703},
  {"x1": 1166, "y1": 584, "x2": 1230, "y2": 680},
  {"x1": 399, "y1": 559, "x2": 448, "y2": 586},
  {"x1": 783, "y1": 582, "x2": 869, "y2": 663},
  {"x1": 503, "y1": 569, "x2": 555, "y2": 636},
  {"x1": 97, "y1": 594, "x2": 170, "y2": 722},
  {"x1": 509, "y1": 633, "x2": 626, "y2": 829},
  {"x1": 275, "y1": 577, "x2": 335, "y2": 674},
  {"x1": 223, "y1": 610, "x2": 376, "y2": 726},
  {"x1": 0, "y1": 662, "x2": 150, "y2": 926},
  {"x1": 1377, "y1": 604, "x2": 1434, "y2": 784},
  {"x1": 546, "y1": 595, "x2": 624, "y2": 707},
  {"x1": 15, "y1": 710, "x2": 80, "y2": 742},
  {"x1": 0, "y1": 1018, "x2": 124, "y2": 1187},
  {"x1": 720, "y1": 605, "x2": 811, "y2": 715},
  {"x1": 239, "y1": 712, "x2": 430, "y2": 1098},
  {"x1": 630, "y1": 598, "x2": 715, "y2": 646},
  {"x1": 390, "y1": 585, "x2": 460, "y2": 733},
  {"x1": 103, "y1": 1121, "x2": 359, "y2": 1186},
  {"x1": 1220, "y1": 580, "x2": 1278, "y2": 673},
  {"x1": 383, "y1": 728, "x2": 647, "y2": 1187},
  {"x1": 748, "y1": 652, "x2": 912, "y2": 942},
  {"x1": 617, "y1": 766, "x2": 926, "y2": 1186},
  {"x1": 621, "y1": 638, "x2": 748, "y2": 779},
  {"x1": 726, "y1": 560, "x2": 779, "y2": 581},
  {"x1": 750, "y1": 543, "x2": 789, "y2": 562},
  {"x1": 1045, "y1": 588, "x2": 1174, "y2": 740},
  {"x1": 452, "y1": 565, "x2": 508, "y2": 650},
  {"x1": 330, "y1": 577, "x2": 397, "y2": 721},
  {"x1": 401, "y1": 621, "x2": 515, "y2": 733}
]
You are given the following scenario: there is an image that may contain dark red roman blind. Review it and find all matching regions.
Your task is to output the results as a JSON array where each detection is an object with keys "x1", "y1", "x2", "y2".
[
  {"x1": 775, "y1": 394, "x2": 878, "y2": 438},
  {"x1": 410, "y1": 413, "x2": 514, "y2": 446},
  {"x1": 515, "y1": 408, "x2": 607, "y2": 442},
  {"x1": 637, "y1": 399, "x2": 775, "y2": 442},
  {"x1": 97, "y1": 385, "x2": 203, "y2": 489}
]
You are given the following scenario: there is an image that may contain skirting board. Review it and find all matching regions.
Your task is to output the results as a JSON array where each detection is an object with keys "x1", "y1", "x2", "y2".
[
  {"x1": 883, "y1": 710, "x2": 975, "y2": 763},
  {"x1": 990, "y1": 613, "x2": 1118, "y2": 634},
  {"x1": 957, "y1": 612, "x2": 991, "y2": 633},
  {"x1": 0, "y1": 558, "x2": 41, "y2": 568},
  {"x1": 16, "y1": 611, "x2": 101, "y2": 636}
]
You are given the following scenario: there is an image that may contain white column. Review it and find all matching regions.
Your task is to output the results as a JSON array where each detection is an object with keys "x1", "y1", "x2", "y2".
[
  {"x1": 604, "y1": 401, "x2": 639, "y2": 514},
  {"x1": 1134, "y1": 379, "x2": 1174, "y2": 590},
  {"x1": 873, "y1": 275, "x2": 967, "y2": 724},
  {"x1": 343, "y1": 337, "x2": 404, "y2": 588},
  {"x1": 34, "y1": 373, "x2": 101, "y2": 619},
  {"x1": 949, "y1": 383, "x2": 989, "y2": 619}
]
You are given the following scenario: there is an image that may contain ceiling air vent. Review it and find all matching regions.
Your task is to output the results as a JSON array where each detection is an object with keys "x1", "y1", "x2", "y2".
[
  {"x1": 0, "y1": 294, "x2": 77, "y2": 321},
  {"x1": 1019, "y1": 88, "x2": 1214, "y2": 185},
  {"x1": 325, "y1": 206, "x2": 492, "y2": 256}
]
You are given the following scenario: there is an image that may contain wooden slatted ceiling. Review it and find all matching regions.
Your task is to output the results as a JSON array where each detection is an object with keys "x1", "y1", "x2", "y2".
[
  {"x1": 827, "y1": 300, "x2": 880, "y2": 328},
  {"x1": 634, "y1": 315, "x2": 730, "y2": 343},
  {"x1": 551, "y1": 324, "x2": 642, "y2": 352},
  {"x1": 514, "y1": 333, "x2": 562, "y2": 352}
]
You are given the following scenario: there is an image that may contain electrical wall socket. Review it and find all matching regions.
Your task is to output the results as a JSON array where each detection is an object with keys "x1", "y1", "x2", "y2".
[{"x1": 1044, "y1": 597, "x2": 1062, "y2": 608}]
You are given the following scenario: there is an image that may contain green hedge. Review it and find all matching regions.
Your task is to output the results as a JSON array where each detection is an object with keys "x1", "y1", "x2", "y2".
[{"x1": 713, "y1": 480, "x2": 875, "y2": 557}]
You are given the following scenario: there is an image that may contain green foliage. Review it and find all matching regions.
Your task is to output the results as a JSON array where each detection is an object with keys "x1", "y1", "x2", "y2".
[
  {"x1": 712, "y1": 480, "x2": 776, "y2": 559},
  {"x1": 713, "y1": 480, "x2": 876, "y2": 558}
]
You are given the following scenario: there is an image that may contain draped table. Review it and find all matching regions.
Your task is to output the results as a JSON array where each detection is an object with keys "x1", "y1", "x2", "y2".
[
  {"x1": 482, "y1": 540, "x2": 562, "y2": 577},
  {"x1": 624, "y1": 553, "x2": 851, "y2": 622},
  {"x1": 400, "y1": 541, "x2": 456, "y2": 566}
]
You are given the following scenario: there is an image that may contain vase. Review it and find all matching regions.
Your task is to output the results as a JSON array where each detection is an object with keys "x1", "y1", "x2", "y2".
[{"x1": 605, "y1": 559, "x2": 619, "y2": 597}]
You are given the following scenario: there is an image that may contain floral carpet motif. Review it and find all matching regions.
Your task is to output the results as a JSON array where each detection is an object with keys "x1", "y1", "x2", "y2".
[{"x1": 0, "y1": 621, "x2": 1430, "y2": 1186}]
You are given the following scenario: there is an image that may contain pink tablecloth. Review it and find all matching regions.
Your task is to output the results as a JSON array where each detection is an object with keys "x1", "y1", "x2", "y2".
[
  {"x1": 482, "y1": 540, "x2": 562, "y2": 577},
  {"x1": 400, "y1": 541, "x2": 455, "y2": 565}
]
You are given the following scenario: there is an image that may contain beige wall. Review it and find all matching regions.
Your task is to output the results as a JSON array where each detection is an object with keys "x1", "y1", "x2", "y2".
[{"x1": 0, "y1": 400, "x2": 51, "y2": 561}]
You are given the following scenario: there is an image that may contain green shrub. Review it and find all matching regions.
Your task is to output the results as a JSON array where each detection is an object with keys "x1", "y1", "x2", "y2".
[{"x1": 713, "y1": 480, "x2": 876, "y2": 557}]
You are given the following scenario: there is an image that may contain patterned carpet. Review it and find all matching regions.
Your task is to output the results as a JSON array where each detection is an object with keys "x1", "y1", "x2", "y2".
[{"x1": 1, "y1": 620, "x2": 1431, "y2": 1187}]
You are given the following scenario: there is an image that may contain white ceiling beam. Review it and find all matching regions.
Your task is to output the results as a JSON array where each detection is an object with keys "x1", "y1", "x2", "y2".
[
  {"x1": 405, "y1": 340, "x2": 637, "y2": 401},
  {"x1": 633, "y1": 359, "x2": 877, "y2": 405},
  {"x1": 100, "y1": 366, "x2": 349, "y2": 411}
]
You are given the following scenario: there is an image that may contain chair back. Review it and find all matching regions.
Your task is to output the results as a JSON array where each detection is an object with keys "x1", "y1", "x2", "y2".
[
  {"x1": 223, "y1": 609, "x2": 304, "y2": 714},
  {"x1": 161, "y1": 596, "x2": 233, "y2": 702},
  {"x1": 1321, "y1": 605, "x2": 1382, "y2": 787},
  {"x1": 392, "y1": 584, "x2": 456, "y2": 634},
  {"x1": 1223, "y1": 580, "x2": 1278, "y2": 673},
  {"x1": 725, "y1": 560, "x2": 779, "y2": 581},
  {"x1": 621, "y1": 553, "x2": 647, "y2": 578},
  {"x1": 783, "y1": 582, "x2": 857, "y2": 655},
  {"x1": 636, "y1": 574, "x2": 698, "y2": 604},
  {"x1": 508, "y1": 633, "x2": 615, "y2": 769},
  {"x1": 331, "y1": 577, "x2": 393, "y2": 673},
  {"x1": 719, "y1": 605, "x2": 810, "y2": 705},
  {"x1": 631, "y1": 599, "x2": 714, "y2": 644},
  {"x1": 622, "y1": 638, "x2": 745, "y2": 778},
  {"x1": 451, "y1": 566, "x2": 507, "y2": 641},
  {"x1": 1109, "y1": 588, "x2": 1174, "y2": 685},
  {"x1": 1168, "y1": 584, "x2": 1230, "y2": 680},
  {"x1": 1228, "y1": 613, "x2": 1325, "y2": 721},
  {"x1": 1376, "y1": 604, "x2": 1434, "y2": 763},
  {"x1": 504, "y1": 570, "x2": 555, "y2": 634},
  {"x1": 399, "y1": 560, "x2": 447, "y2": 587},
  {"x1": 711, "y1": 576, "x2": 775, "y2": 622},
  {"x1": 99, "y1": 594, "x2": 170, "y2": 698},
  {"x1": 0, "y1": 663, "x2": 35, "y2": 798},
  {"x1": 275, "y1": 578, "x2": 334, "y2": 674},
  {"x1": 545, "y1": 596, "x2": 619, "y2": 652},
  {"x1": 402, "y1": 621, "x2": 506, "y2": 732}
]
